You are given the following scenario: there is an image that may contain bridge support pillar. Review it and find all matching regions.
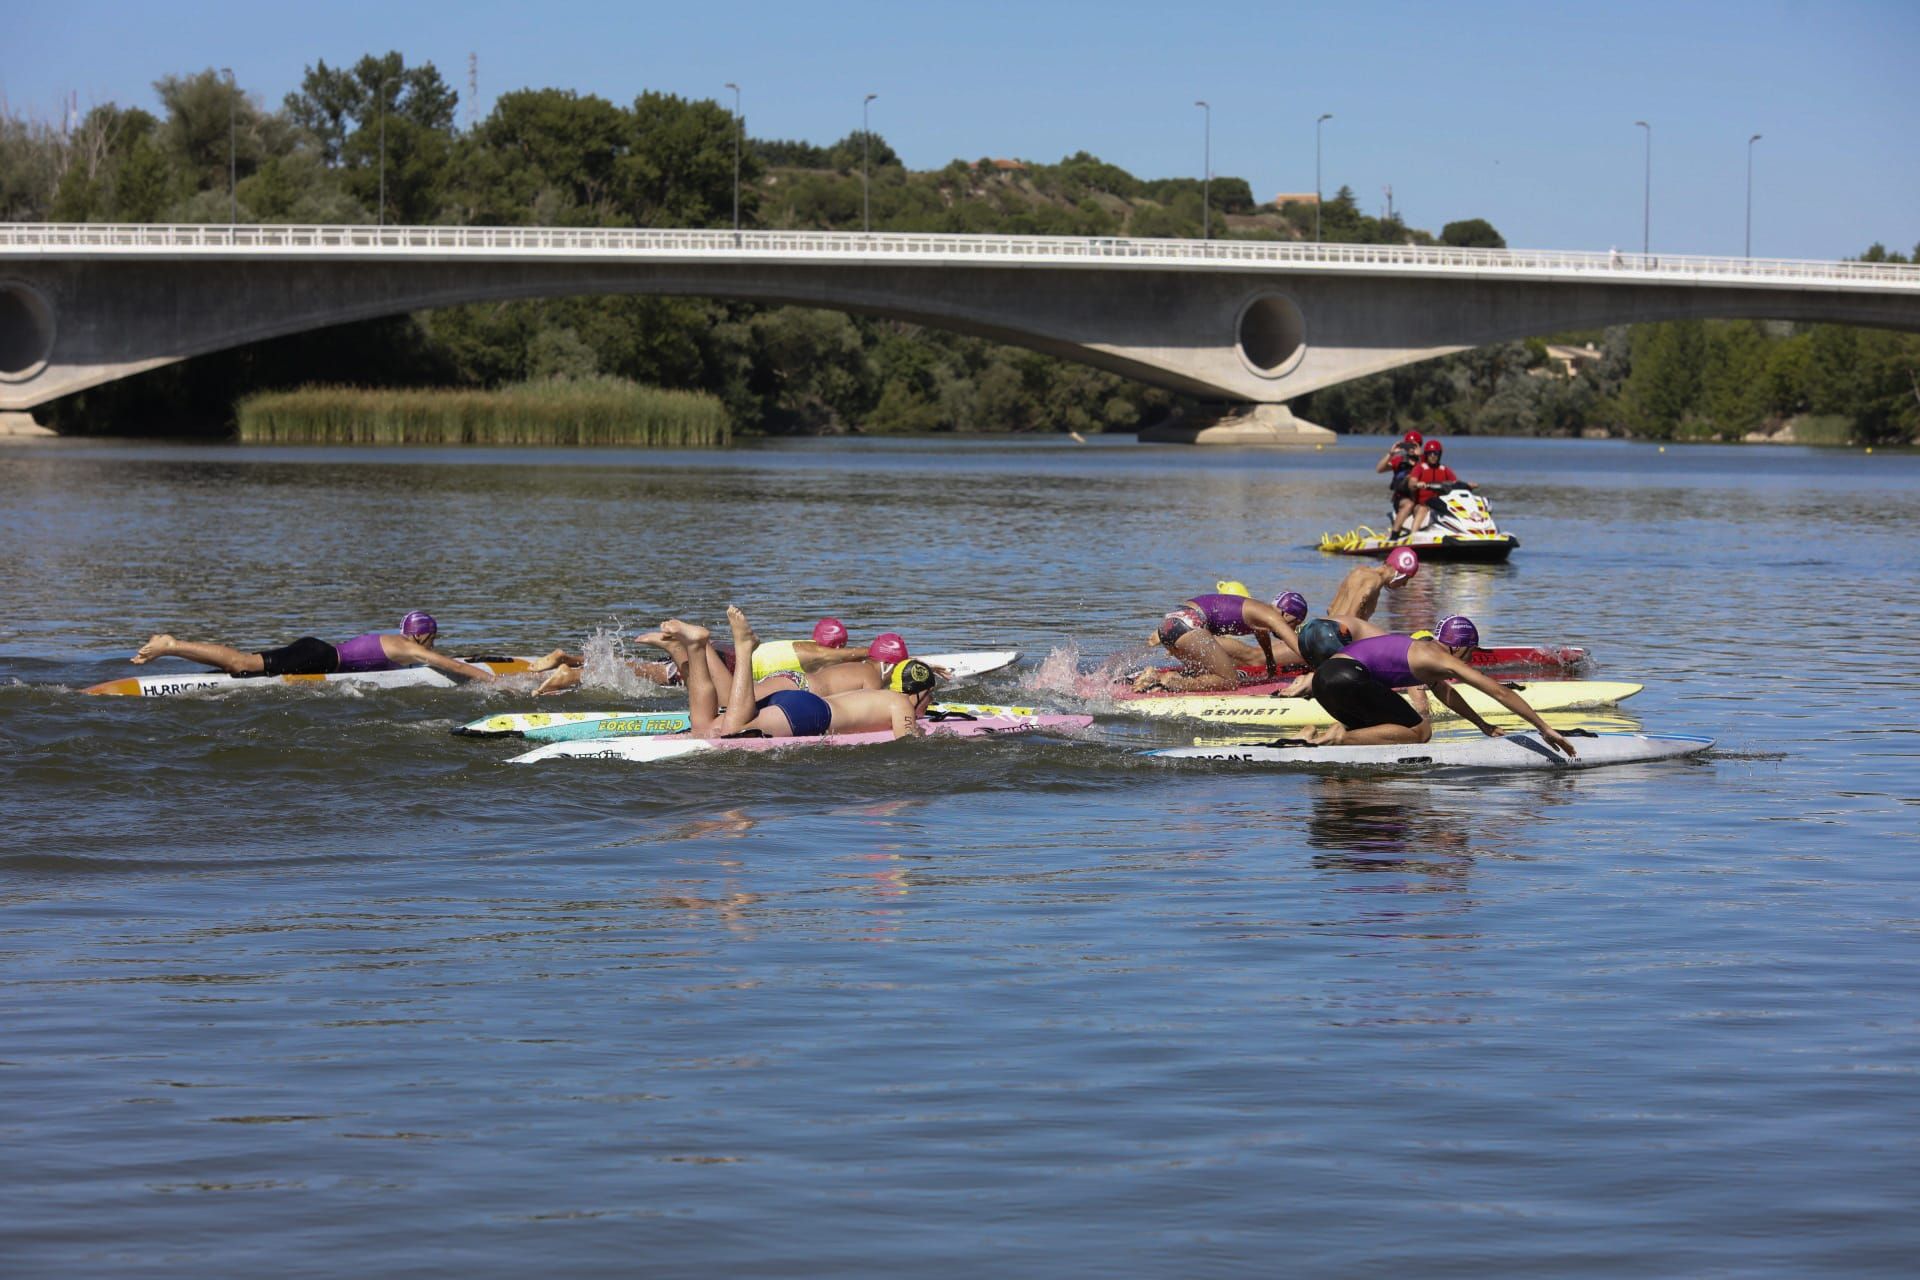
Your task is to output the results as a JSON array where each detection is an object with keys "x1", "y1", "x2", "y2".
[
  {"x1": 0, "y1": 411, "x2": 51, "y2": 436},
  {"x1": 1137, "y1": 403, "x2": 1334, "y2": 446}
]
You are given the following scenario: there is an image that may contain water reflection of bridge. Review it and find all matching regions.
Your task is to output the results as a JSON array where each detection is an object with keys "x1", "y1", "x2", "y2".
[{"x1": 4, "y1": 225, "x2": 1917, "y2": 438}]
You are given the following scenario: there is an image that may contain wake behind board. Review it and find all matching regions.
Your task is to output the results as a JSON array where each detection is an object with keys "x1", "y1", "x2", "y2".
[
  {"x1": 509, "y1": 711, "x2": 1092, "y2": 764},
  {"x1": 458, "y1": 702, "x2": 1042, "y2": 742},
  {"x1": 85, "y1": 658, "x2": 536, "y2": 697},
  {"x1": 1151, "y1": 730, "x2": 1712, "y2": 772},
  {"x1": 1116, "y1": 679, "x2": 1641, "y2": 727}
]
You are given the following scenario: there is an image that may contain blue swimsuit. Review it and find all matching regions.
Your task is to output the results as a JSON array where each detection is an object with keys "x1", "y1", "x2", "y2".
[{"x1": 758, "y1": 688, "x2": 833, "y2": 737}]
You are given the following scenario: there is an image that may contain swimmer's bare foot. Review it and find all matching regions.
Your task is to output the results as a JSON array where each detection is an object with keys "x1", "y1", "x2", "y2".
[
  {"x1": 1132, "y1": 669, "x2": 1161, "y2": 692},
  {"x1": 132, "y1": 634, "x2": 175, "y2": 665},
  {"x1": 660, "y1": 619, "x2": 709, "y2": 647},
  {"x1": 527, "y1": 648, "x2": 574, "y2": 673},
  {"x1": 725, "y1": 605, "x2": 756, "y2": 651}
]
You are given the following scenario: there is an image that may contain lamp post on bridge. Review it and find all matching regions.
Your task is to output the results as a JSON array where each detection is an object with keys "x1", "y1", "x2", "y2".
[
  {"x1": 1194, "y1": 100, "x2": 1210, "y2": 240},
  {"x1": 1634, "y1": 119, "x2": 1651, "y2": 258},
  {"x1": 221, "y1": 68, "x2": 236, "y2": 226},
  {"x1": 378, "y1": 76, "x2": 400, "y2": 228},
  {"x1": 1745, "y1": 133, "x2": 1762, "y2": 260},
  {"x1": 1314, "y1": 112, "x2": 1333, "y2": 242},
  {"x1": 862, "y1": 93, "x2": 878, "y2": 234},
  {"x1": 725, "y1": 82, "x2": 742, "y2": 236}
]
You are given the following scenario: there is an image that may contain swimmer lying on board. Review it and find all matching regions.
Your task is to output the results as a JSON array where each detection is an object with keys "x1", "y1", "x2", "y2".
[
  {"x1": 129, "y1": 611, "x2": 499, "y2": 683},
  {"x1": 528, "y1": 616, "x2": 888, "y2": 696},
  {"x1": 1134, "y1": 590, "x2": 1304, "y2": 692},
  {"x1": 652, "y1": 607, "x2": 935, "y2": 739},
  {"x1": 1282, "y1": 615, "x2": 1575, "y2": 756}
]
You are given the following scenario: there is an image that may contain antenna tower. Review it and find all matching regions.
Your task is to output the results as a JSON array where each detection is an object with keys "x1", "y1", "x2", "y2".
[{"x1": 467, "y1": 53, "x2": 478, "y2": 130}]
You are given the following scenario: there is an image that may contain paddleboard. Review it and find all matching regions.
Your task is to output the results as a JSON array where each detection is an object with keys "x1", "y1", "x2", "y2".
[
  {"x1": 920, "y1": 651, "x2": 1019, "y2": 681},
  {"x1": 1115, "y1": 679, "x2": 1641, "y2": 727},
  {"x1": 84, "y1": 657, "x2": 536, "y2": 697},
  {"x1": 1150, "y1": 729, "x2": 1712, "y2": 772},
  {"x1": 509, "y1": 711, "x2": 1092, "y2": 764},
  {"x1": 457, "y1": 702, "x2": 1042, "y2": 742}
]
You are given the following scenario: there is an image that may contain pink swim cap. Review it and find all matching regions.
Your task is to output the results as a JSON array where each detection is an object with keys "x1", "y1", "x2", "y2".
[
  {"x1": 1385, "y1": 546, "x2": 1420, "y2": 584},
  {"x1": 812, "y1": 617, "x2": 848, "y2": 648},
  {"x1": 867, "y1": 633, "x2": 909, "y2": 666}
]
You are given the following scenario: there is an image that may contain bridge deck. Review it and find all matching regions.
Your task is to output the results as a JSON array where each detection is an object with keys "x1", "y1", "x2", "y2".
[{"x1": 4, "y1": 224, "x2": 1918, "y2": 294}]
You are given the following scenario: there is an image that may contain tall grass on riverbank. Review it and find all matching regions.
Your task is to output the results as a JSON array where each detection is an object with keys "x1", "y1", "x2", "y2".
[{"x1": 236, "y1": 378, "x2": 731, "y2": 447}]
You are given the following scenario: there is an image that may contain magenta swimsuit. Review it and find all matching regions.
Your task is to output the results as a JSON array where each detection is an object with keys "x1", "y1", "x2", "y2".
[
  {"x1": 332, "y1": 632, "x2": 401, "y2": 673},
  {"x1": 1183, "y1": 593, "x2": 1252, "y2": 636},
  {"x1": 1333, "y1": 634, "x2": 1418, "y2": 687}
]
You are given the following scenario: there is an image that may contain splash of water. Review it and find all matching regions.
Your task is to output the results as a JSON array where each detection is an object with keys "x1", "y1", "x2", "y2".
[
  {"x1": 1019, "y1": 642, "x2": 1133, "y2": 703},
  {"x1": 575, "y1": 622, "x2": 663, "y2": 698}
]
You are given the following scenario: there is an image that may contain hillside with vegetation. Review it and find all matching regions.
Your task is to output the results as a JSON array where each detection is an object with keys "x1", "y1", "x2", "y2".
[{"x1": 4, "y1": 52, "x2": 1915, "y2": 443}]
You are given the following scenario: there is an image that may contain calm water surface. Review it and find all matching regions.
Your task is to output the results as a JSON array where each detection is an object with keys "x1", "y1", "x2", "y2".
[{"x1": 2, "y1": 435, "x2": 1917, "y2": 1276}]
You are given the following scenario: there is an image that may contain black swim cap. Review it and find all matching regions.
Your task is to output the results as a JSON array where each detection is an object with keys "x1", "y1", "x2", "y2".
[
  {"x1": 1298, "y1": 619, "x2": 1347, "y2": 668},
  {"x1": 892, "y1": 659, "x2": 938, "y2": 695}
]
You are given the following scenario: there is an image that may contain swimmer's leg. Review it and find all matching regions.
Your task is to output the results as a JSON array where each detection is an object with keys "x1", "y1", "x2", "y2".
[{"x1": 132, "y1": 635, "x2": 265, "y2": 675}]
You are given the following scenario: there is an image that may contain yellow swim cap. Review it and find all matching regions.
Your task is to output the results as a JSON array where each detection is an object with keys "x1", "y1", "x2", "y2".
[
  {"x1": 1411, "y1": 629, "x2": 1435, "y2": 640},
  {"x1": 1216, "y1": 579, "x2": 1251, "y2": 597}
]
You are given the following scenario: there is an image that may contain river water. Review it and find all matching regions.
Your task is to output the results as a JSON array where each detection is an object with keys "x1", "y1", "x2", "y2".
[{"x1": 2, "y1": 435, "x2": 1917, "y2": 1276}]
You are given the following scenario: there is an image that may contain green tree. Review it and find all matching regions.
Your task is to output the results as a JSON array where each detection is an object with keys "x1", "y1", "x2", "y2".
[{"x1": 1440, "y1": 218, "x2": 1506, "y2": 249}]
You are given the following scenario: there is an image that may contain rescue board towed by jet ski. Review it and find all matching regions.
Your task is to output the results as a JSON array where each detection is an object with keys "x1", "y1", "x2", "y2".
[
  {"x1": 507, "y1": 709, "x2": 1092, "y2": 764},
  {"x1": 83, "y1": 658, "x2": 537, "y2": 697},
  {"x1": 1319, "y1": 485, "x2": 1519, "y2": 562},
  {"x1": 1149, "y1": 729, "x2": 1712, "y2": 772}
]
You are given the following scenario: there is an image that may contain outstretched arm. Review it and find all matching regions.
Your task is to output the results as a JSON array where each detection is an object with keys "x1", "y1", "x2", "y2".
[
  {"x1": 391, "y1": 638, "x2": 497, "y2": 683},
  {"x1": 1422, "y1": 651, "x2": 1576, "y2": 756},
  {"x1": 797, "y1": 641, "x2": 872, "y2": 673}
]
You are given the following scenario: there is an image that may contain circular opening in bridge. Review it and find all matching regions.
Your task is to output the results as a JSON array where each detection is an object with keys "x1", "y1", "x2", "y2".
[
  {"x1": 1236, "y1": 293, "x2": 1305, "y2": 378},
  {"x1": 0, "y1": 282, "x2": 56, "y2": 383}
]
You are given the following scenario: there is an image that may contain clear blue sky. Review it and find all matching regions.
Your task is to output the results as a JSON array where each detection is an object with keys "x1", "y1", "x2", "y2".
[{"x1": 6, "y1": 0, "x2": 1915, "y2": 260}]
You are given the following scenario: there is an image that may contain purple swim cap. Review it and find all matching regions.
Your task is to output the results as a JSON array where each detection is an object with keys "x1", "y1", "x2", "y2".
[
  {"x1": 812, "y1": 617, "x2": 849, "y2": 648},
  {"x1": 1434, "y1": 615, "x2": 1479, "y2": 649},
  {"x1": 1273, "y1": 591, "x2": 1308, "y2": 622},
  {"x1": 401, "y1": 610, "x2": 437, "y2": 637}
]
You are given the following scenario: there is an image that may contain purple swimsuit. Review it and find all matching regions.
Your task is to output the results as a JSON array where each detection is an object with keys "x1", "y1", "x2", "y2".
[
  {"x1": 332, "y1": 632, "x2": 400, "y2": 673},
  {"x1": 1335, "y1": 634, "x2": 1418, "y2": 687},
  {"x1": 1183, "y1": 593, "x2": 1251, "y2": 636}
]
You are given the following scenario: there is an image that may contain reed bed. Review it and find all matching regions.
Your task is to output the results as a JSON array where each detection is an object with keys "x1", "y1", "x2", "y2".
[{"x1": 236, "y1": 378, "x2": 731, "y2": 447}]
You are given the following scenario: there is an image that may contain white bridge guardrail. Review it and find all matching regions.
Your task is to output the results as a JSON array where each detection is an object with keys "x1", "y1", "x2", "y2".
[{"x1": 4, "y1": 222, "x2": 1919, "y2": 290}]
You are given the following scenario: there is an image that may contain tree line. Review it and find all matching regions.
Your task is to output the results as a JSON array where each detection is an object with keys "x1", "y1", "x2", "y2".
[{"x1": 3, "y1": 52, "x2": 1914, "y2": 443}]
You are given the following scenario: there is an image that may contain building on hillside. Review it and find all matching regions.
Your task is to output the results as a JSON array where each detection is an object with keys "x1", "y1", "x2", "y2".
[
  {"x1": 1273, "y1": 193, "x2": 1319, "y2": 207},
  {"x1": 969, "y1": 158, "x2": 1029, "y2": 173},
  {"x1": 1532, "y1": 342, "x2": 1603, "y2": 379}
]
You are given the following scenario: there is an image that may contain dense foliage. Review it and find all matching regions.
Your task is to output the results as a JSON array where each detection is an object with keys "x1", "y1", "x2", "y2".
[{"x1": 4, "y1": 54, "x2": 1915, "y2": 443}]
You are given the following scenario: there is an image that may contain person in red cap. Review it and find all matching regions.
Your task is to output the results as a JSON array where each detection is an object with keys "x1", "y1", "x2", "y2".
[
  {"x1": 1405, "y1": 438, "x2": 1478, "y2": 534},
  {"x1": 1378, "y1": 430, "x2": 1425, "y2": 538}
]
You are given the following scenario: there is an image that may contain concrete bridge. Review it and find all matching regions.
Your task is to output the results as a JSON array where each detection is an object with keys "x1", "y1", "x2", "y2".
[{"x1": 3, "y1": 223, "x2": 1918, "y2": 438}]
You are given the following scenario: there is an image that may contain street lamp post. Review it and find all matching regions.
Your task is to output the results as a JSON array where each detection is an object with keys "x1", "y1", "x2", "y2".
[
  {"x1": 1745, "y1": 133, "x2": 1763, "y2": 259},
  {"x1": 725, "y1": 82, "x2": 742, "y2": 235},
  {"x1": 1194, "y1": 100, "x2": 1210, "y2": 240},
  {"x1": 1635, "y1": 119, "x2": 1652, "y2": 257},
  {"x1": 1314, "y1": 112, "x2": 1333, "y2": 242},
  {"x1": 378, "y1": 76, "x2": 399, "y2": 227},
  {"x1": 221, "y1": 68, "x2": 236, "y2": 225},
  {"x1": 862, "y1": 93, "x2": 878, "y2": 233}
]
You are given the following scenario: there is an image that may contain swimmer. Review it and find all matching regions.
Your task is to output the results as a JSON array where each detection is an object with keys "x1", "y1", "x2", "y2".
[
  {"x1": 530, "y1": 616, "x2": 875, "y2": 697},
  {"x1": 1134, "y1": 590, "x2": 1303, "y2": 692},
  {"x1": 1279, "y1": 615, "x2": 1576, "y2": 755},
  {"x1": 1209, "y1": 590, "x2": 1311, "y2": 671},
  {"x1": 1327, "y1": 546, "x2": 1420, "y2": 622},
  {"x1": 130, "y1": 612, "x2": 498, "y2": 683},
  {"x1": 653, "y1": 607, "x2": 934, "y2": 739}
]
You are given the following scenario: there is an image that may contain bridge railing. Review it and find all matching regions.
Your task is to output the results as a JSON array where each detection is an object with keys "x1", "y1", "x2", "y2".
[{"x1": 5, "y1": 222, "x2": 1919, "y2": 288}]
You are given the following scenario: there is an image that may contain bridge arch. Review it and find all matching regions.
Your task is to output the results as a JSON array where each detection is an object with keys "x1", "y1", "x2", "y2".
[{"x1": 3, "y1": 226, "x2": 1917, "y2": 420}]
